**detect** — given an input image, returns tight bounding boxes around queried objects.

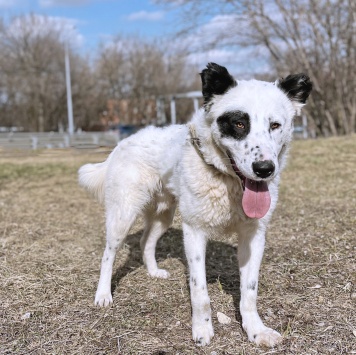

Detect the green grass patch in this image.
[0,163,75,182]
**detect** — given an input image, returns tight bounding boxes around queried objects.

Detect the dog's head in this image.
[200,63,312,218]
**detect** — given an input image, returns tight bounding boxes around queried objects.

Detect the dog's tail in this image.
[78,161,108,203]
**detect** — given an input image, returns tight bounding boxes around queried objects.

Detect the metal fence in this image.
[0,118,310,151]
[0,131,119,150]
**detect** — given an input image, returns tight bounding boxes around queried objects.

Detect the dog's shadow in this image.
[111,227,241,321]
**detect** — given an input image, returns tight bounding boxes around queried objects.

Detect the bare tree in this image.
[0,15,66,131]
[158,0,356,136]
[95,35,200,125]
[0,14,103,132]
[0,15,202,132]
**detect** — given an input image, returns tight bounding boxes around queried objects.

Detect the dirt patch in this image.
[0,138,355,354]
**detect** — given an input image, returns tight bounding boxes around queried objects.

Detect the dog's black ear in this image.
[200,63,237,104]
[277,74,312,110]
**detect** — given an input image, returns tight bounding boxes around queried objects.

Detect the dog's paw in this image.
[252,328,282,347]
[94,292,113,307]
[192,322,214,346]
[148,268,170,279]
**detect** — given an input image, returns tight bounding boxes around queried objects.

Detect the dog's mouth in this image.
[228,153,271,219]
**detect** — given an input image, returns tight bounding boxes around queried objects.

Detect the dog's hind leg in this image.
[237,222,282,347]
[94,208,136,307]
[140,198,176,278]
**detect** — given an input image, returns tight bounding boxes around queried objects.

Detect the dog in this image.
[78,63,312,347]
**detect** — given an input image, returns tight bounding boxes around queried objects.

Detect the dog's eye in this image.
[236,122,245,129]
[270,122,281,130]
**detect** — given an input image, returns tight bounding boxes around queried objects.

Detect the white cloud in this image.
[189,14,250,49]
[187,49,235,67]
[7,14,84,47]
[127,10,165,22]
[0,0,18,8]
[185,47,271,79]
[173,13,272,77]
[39,0,89,7]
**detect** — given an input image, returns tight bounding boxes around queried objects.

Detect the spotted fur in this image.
[78,63,312,347]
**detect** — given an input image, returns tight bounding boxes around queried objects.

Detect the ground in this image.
[0,136,355,355]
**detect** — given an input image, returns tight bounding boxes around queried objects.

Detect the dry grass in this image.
[0,137,355,355]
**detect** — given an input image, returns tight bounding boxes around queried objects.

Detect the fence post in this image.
[170,97,176,125]
[31,136,38,150]
[302,114,308,139]
[193,98,199,112]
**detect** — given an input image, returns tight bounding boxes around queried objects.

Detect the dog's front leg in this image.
[183,222,214,346]
[237,222,282,347]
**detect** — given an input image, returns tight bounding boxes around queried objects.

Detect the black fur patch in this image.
[247,281,256,291]
[278,73,312,103]
[200,62,237,104]
[217,111,251,140]
[191,277,197,286]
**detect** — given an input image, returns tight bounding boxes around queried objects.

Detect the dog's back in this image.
[78,124,188,205]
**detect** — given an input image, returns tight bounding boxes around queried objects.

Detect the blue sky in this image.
[0,0,178,51]
[0,0,270,75]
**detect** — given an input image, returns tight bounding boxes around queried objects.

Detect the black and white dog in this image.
[79,63,312,346]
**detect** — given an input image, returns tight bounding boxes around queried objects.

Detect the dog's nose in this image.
[252,160,275,178]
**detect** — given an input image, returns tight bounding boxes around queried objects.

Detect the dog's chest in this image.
[201,173,245,228]
[178,158,246,231]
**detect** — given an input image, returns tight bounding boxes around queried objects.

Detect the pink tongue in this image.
[242,179,271,219]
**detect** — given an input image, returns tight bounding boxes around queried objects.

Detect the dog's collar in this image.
[188,124,234,175]
[188,124,216,168]
[188,123,242,181]
[188,124,205,160]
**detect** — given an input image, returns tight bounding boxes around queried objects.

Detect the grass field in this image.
[0,136,355,354]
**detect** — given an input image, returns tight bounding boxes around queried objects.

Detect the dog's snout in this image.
[252,160,275,178]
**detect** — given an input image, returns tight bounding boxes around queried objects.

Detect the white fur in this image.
[79,76,304,347]
[78,161,108,203]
